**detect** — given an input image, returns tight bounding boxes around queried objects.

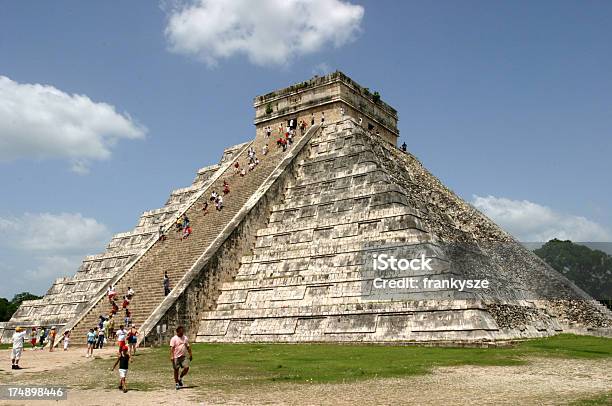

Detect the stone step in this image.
[67,132,305,341]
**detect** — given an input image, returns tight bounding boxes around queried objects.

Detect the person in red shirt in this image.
[107,285,117,302]
[127,326,138,356]
[110,301,119,315]
[182,225,192,240]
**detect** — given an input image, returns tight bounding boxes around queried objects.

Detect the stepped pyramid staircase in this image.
[1,143,245,343]
[62,124,321,344]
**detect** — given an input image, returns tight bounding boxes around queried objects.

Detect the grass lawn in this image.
[140,334,612,386]
[6,334,612,392]
[571,392,612,406]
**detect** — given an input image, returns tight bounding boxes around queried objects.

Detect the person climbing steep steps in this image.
[64,123,319,345]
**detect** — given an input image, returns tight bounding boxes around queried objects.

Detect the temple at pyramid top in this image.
[253,71,399,146]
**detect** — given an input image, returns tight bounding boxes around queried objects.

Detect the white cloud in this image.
[164,0,364,66]
[0,212,111,254]
[0,213,112,297]
[0,212,112,297]
[0,255,86,298]
[23,255,82,282]
[472,195,612,242]
[0,75,146,174]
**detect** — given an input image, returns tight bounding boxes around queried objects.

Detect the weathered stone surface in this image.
[195,118,612,343]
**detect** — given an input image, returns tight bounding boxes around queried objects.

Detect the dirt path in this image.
[0,346,119,375]
[201,358,612,406]
[0,348,200,405]
[0,348,609,405]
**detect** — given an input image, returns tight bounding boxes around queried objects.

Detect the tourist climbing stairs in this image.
[63,126,316,345]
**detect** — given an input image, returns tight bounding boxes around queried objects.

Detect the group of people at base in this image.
[10,323,191,394]
[10,325,72,369]
[86,323,138,358]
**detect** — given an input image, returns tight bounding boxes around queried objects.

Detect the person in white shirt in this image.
[63,330,71,351]
[117,325,127,347]
[11,327,27,369]
[107,285,117,302]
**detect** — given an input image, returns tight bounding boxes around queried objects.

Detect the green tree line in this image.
[0,292,41,322]
[534,239,612,310]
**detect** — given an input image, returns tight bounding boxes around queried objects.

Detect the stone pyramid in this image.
[3,71,610,345]
[195,118,611,343]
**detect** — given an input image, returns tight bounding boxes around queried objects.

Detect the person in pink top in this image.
[170,325,193,390]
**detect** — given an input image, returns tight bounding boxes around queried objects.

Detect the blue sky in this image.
[1,0,611,298]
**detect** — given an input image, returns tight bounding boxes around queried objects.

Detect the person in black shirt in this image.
[112,345,131,393]
[164,272,171,296]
